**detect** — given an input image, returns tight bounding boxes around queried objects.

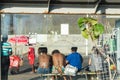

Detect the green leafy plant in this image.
[78,17,104,41]
[78,17,117,80]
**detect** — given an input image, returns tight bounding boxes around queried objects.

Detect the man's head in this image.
[92,46,96,51]
[92,46,99,54]
[52,49,60,55]
[71,47,77,52]
[38,47,47,54]
[2,35,8,42]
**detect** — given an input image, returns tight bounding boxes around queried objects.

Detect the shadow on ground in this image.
[29,75,87,80]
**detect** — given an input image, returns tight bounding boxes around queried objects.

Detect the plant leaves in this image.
[80,24,86,31]
[90,32,97,41]
[81,30,89,39]
[94,31,100,37]
[77,17,104,41]
[78,18,85,28]
[94,35,100,39]
[86,18,98,25]
[94,23,104,36]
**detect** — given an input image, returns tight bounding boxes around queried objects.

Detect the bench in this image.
[38,72,106,80]
[38,67,106,80]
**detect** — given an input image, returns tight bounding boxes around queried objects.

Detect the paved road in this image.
[8,55,39,80]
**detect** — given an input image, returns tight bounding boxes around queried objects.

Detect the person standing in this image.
[1,35,12,80]
[28,46,35,73]
[88,46,103,72]
[88,46,103,80]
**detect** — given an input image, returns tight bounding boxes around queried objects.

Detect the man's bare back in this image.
[52,53,65,67]
[38,54,50,68]
[37,47,52,74]
[52,50,65,73]
[51,50,66,80]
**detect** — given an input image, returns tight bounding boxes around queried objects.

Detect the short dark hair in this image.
[38,47,47,54]
[71,47,77,52]
[52,49,60,55]
[92,46,96,51]
[2,35,8,42]
[92,46,99,54]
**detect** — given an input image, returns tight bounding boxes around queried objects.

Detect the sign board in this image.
[61,24,69,35]
[37,34,47,43]
[29,34,37,44]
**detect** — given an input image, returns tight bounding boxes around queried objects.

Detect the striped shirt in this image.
[2,42,12,56]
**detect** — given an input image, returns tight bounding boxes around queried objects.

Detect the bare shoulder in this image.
[38,54,48,58]
[52,53,61,57]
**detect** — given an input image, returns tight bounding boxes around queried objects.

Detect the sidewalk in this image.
[8,56,120,80]
[8,56,87,80]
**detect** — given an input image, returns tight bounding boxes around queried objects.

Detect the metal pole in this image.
[85,39,88,56]
[117,28,120,74]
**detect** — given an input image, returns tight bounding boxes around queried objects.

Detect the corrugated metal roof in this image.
[1,7,48,14]
[0,0,120,14]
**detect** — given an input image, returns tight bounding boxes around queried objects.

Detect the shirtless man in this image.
[52,49,66,80]
[37,47,51,74]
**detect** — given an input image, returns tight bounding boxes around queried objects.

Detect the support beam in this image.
[94,0,101,14]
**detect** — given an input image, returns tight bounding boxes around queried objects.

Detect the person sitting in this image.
[37,47,51,74]
[65,47,83,76]
[51,49,66,80]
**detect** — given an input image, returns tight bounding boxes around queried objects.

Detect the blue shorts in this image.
[37,67,50,74]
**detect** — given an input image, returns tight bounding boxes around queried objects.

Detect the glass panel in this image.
[1,14,83,35]
[0,13,119,55]
[115,20,120,73]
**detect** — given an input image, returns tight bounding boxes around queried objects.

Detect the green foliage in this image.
[81,30,89,39]
[78,17,104,41]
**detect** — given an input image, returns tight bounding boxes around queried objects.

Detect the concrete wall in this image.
[7,34,94,57]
